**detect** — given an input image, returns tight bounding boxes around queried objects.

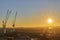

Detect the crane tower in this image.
[12,11,17,31]
[2,9,12,34]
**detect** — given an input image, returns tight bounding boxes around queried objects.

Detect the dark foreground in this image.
[0,27,60,40]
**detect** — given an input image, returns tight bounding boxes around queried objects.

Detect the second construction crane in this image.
[12,11,17,31]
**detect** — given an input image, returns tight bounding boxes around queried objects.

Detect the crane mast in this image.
[5,10,12,24]
[2,9,12,34]
[12,11,17,31]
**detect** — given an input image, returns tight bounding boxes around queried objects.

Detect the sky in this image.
[0,0,60,28]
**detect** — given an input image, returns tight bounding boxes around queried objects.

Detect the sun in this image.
[48,18,53,24]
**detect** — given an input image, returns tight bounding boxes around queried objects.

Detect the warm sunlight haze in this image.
[48,18,53,24]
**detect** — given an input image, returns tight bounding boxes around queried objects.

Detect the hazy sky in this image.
[0,0,60,28]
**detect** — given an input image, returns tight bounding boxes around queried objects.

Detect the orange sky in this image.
[0,0,60,28]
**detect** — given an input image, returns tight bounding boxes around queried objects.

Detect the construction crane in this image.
[2,9,12,34]
[12,11,17,31]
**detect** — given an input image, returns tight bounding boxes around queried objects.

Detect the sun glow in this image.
[48,18,53,24]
